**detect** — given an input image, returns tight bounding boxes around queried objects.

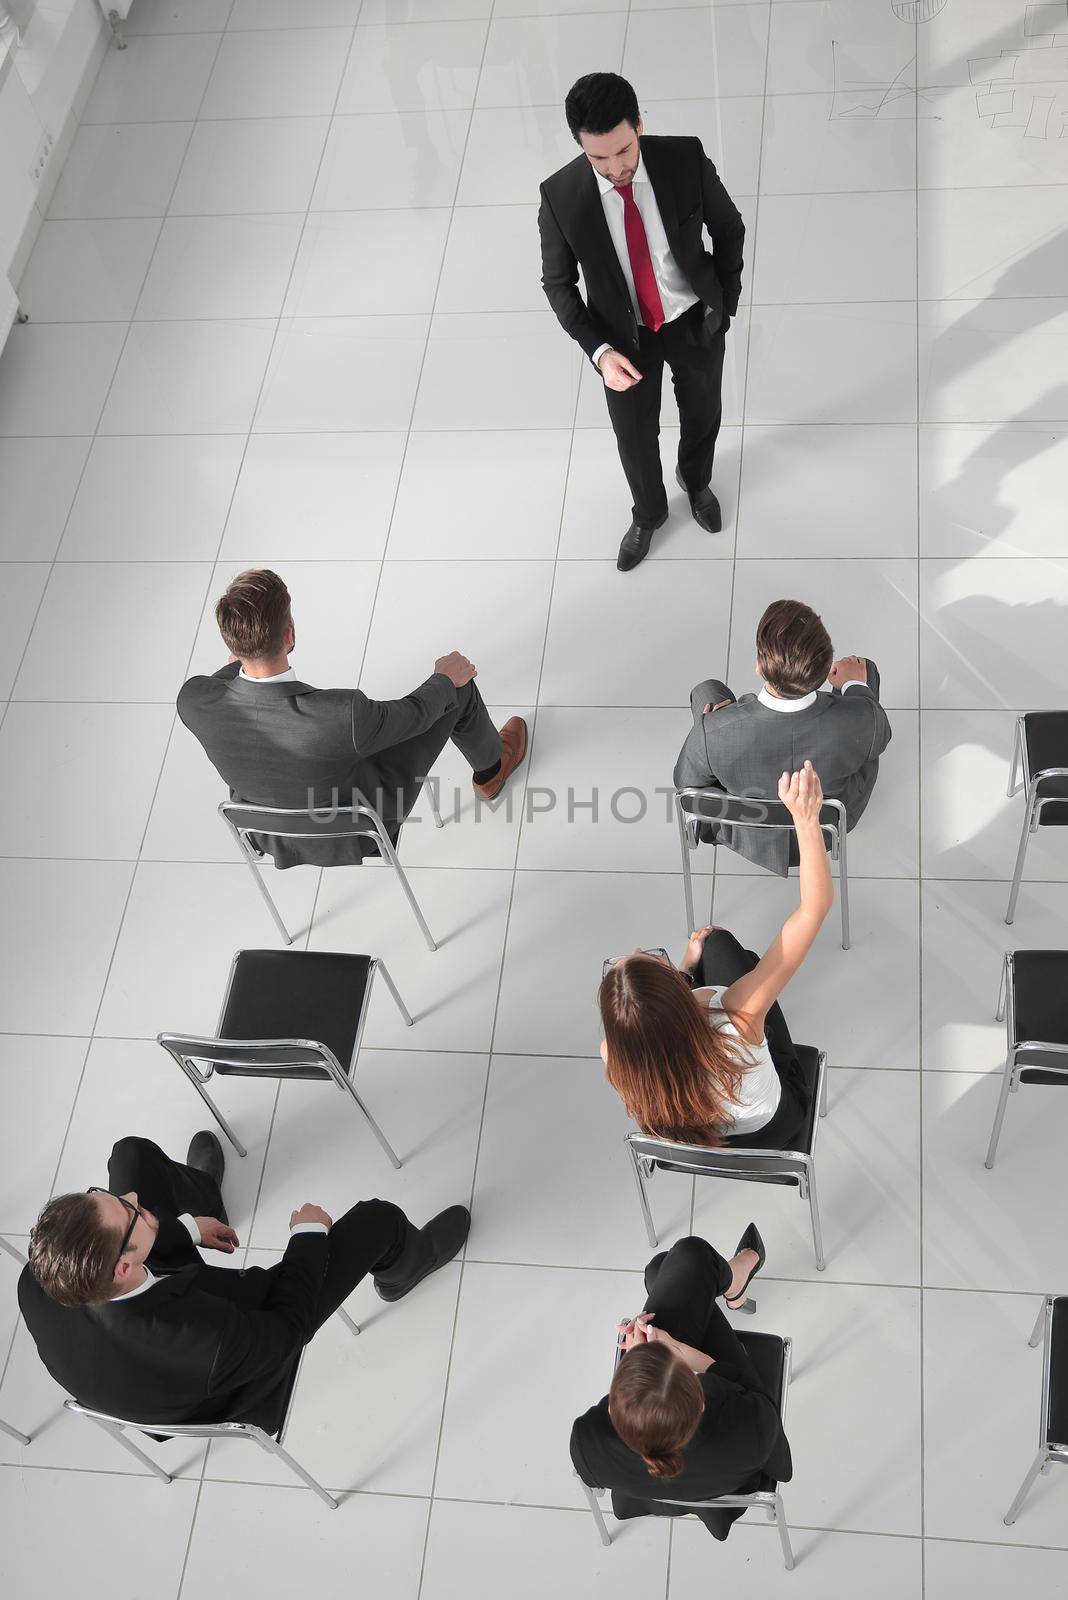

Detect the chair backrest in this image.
[157,1033,342,1083]
[626,1130,810,1180]
[220,796,388,845]
[65,1396,256,1442]
[676,788,846,854]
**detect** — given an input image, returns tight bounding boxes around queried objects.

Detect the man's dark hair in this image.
[216,568,292,662]
[755,599,834,698]
[564,73,640,143]
[29,1193,121,1308]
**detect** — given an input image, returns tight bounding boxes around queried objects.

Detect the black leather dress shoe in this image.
[186,1131,228,1225]
[617,509,668,572]
[675,465,722,533]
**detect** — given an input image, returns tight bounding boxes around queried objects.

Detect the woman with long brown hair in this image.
[599,761,834,1151]
[570,1231,792,1539]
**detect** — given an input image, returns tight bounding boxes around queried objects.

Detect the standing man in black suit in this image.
[18,1133,469,1429]
[539,73,745,571]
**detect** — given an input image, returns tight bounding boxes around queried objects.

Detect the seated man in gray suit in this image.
[673,598,892,876]
[178,568,528,868]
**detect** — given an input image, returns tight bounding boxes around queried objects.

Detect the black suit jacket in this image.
[177,662,459,868]
[538,133,745,362]
[18,1217,328,1431]
[571,1359,791,1540]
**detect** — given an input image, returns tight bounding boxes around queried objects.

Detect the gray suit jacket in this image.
[672,669,892,876]
[177,663,458,869]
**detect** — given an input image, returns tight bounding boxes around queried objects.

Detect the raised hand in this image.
[777,759,824,826]
[828,655,867,689]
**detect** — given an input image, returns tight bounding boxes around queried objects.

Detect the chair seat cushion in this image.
[1025,713,1068,825]
[1011,953,1068,1080]
[1048,1298,1068,1449]
[216,950,373,1079]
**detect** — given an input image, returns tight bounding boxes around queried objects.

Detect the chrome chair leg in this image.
[984,1053,1016,1170]
[578,1479,612,1548]
[819,1061,829,1119]
[1028,1297,1048,1349]
[256,1431,338,1510]
[1007,717,1023,798]
[336,1307,361,1337]
[995,956,1009,1023]
[424,778,445,830]
[87,1414,173,1482]
[1005,795,1034,926]
[837,830,851,950]
[377,831,437,952]
[629,1147,659,1249]
[0,1417,30,1445]
[804,1159,826,1271]
[243,854,293,945]
[340,1074,402,1171]
[376,958,413,1027]
[178,1061,248,1159]
[677,807,697,936]
[1003,1448,1048,1525]
[773,1493,795,1571]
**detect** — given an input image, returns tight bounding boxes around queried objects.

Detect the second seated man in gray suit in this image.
[178,568,528,869]
[673,599,892,877]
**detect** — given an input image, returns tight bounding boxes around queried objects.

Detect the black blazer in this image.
[571,1359,792,1540]
[538,133,745,362]
[177,662,459,868]
[18,1216,329,1431]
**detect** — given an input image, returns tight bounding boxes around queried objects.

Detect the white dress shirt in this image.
[758,681,865,712]
[239,665,296,683]
[590,151,698,371]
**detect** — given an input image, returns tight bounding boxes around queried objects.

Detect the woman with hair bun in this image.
[570,1232,792,1539]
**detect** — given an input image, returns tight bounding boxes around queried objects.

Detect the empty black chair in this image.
[159,949,414,1171]
[1003,1295,1068,1525]
[985,951,1068,1169]
[1005,713,1068,924]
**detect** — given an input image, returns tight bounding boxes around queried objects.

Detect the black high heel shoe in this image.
[724,1222,766,1314]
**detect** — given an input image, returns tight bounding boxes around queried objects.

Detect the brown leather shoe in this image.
[473,715,528,801]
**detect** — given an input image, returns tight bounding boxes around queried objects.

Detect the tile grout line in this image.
[913,11,927,1591]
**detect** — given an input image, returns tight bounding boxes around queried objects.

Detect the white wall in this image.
[0,0,107,336]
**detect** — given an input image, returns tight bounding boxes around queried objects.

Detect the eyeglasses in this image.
[87,1188,141,1269]
[602,947,670,979]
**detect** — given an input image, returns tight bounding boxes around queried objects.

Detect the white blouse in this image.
[696,985,781,1135]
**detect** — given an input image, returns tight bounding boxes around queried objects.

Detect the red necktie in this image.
[614,183,665,332]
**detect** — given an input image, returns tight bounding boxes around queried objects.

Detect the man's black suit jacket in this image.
[538,133,745,362]
[570,1359,791,1540]
[18,1211,327,1430]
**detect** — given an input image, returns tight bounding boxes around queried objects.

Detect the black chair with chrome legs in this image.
[1005,713,1068,925]
[0,1236,32,1446]
[1002,1295,1067,1527]
[624,1048,830,1271]
[159,948,412,1173]
[984,951,1068,1170]
[221,783,443,951]
[577,1328,796,1569]
[65,1306,362,1510]
[675,787,850,950]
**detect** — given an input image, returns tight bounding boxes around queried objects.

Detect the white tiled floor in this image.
[0,0,1066,1595]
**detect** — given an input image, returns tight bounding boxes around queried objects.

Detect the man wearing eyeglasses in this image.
[17,1133,469,1430]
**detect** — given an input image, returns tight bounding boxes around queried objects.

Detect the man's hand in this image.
[828,655,867,689]
[434,651,477,688]
[702,698,732,715]
[598,350,642,392]
[290,1203,332,1231]
[195,1217,239,1253]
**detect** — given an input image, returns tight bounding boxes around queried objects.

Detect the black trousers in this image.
[108,1137,413,1333]
[642,1236,765,1393]
[698,929,811,1150]
[604,304,727,528]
